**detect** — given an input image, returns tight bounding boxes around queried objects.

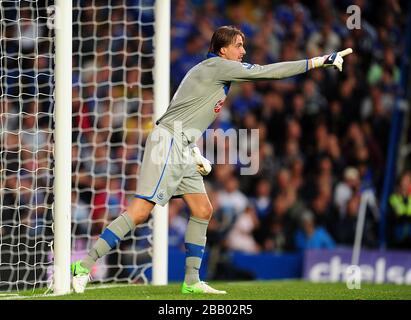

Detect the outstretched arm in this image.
[214,48,353,82]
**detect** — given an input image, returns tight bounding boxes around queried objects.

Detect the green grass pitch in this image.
[2,280,411,300]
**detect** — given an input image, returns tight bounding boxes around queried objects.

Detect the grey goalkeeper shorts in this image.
[135,125,206,206]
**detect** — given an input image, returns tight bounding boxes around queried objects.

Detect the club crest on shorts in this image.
[157,190,165,200]
[214,98,225,113]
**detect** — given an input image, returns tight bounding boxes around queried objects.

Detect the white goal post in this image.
[53,0,72,295]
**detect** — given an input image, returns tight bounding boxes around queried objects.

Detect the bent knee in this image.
[193,202,213,220]
[127,198,154,224]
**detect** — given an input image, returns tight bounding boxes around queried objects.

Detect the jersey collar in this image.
[206,52,219,59]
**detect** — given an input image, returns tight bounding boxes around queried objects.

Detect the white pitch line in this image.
[0,283,144,300]
[0,293,59,300]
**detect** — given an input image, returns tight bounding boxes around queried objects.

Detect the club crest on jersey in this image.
[214,99,225,113]
[241,62,255,69]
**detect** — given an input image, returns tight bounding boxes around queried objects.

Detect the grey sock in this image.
[81,212,135,271]
[184,216,209,285]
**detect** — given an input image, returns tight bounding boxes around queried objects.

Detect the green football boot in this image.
[181,281,227,294]
[71,261,90,293]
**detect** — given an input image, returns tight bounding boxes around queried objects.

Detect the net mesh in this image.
[0,0,156,291]
[71,0,155,284]
[0,0,55,291]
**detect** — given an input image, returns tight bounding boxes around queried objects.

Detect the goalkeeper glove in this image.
[311,48,353,72]
[190,145,212,176]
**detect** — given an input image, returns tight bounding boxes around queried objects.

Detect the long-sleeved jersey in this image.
[156,53,308,143]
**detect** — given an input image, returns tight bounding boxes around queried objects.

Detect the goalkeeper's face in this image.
[220,35,246,62]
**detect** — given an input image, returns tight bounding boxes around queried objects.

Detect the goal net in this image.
[0,0,157,292]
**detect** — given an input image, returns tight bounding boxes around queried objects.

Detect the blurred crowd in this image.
[166,0,411,264]
[1,0,411,285]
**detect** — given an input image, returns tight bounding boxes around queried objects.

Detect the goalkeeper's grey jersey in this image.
[156,54,308,143]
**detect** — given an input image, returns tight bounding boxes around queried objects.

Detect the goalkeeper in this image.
[71,25,352,294]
